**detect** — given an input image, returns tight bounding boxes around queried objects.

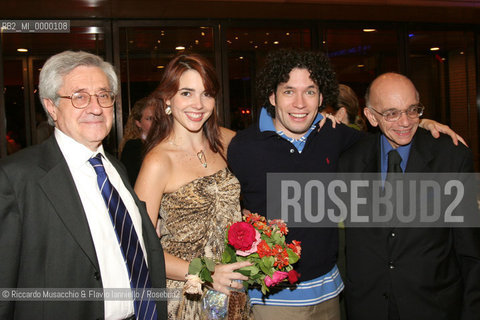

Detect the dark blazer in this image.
[120,138,144,186]
[338,128,480,320]
[0,135,167,320]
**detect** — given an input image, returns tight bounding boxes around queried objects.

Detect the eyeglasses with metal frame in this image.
[58,91,116,109]
[369,103,424,122]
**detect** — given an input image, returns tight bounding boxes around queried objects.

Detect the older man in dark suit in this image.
[0,51,167,320]
[339,72,480,320]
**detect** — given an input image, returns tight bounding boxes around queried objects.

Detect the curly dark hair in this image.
[257,49,339,118]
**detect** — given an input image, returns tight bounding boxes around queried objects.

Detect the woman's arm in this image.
[164,252,250,295]
[134,148,170,226]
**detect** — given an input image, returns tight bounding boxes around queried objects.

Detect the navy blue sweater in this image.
[228,120,362,281]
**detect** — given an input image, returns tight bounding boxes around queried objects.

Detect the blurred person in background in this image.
[332,84,366,131]
[119,97,156,185]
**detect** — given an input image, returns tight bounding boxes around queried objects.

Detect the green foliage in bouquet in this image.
[221,213,301,295]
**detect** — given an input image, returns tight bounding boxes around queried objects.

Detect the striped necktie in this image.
[89,153,157,320]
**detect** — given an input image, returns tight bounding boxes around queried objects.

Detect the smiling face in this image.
[364,73,420,149]
[44,65,113,151]
[165,69,215,134]
[269,68,323,140]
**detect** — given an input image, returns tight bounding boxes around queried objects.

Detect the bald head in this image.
[364,72,421,148]
[366,73,419,109]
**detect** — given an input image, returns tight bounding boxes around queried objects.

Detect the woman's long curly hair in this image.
[257,49,339,117]
[144,53,222,154]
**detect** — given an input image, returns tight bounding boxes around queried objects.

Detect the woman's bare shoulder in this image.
[140,142,173,177]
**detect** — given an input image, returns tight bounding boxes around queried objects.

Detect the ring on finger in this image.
[229,280,233,287]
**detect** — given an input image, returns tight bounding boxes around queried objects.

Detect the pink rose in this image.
[264,271,288,287]
[236,229,261,256]
[228,222,257,251]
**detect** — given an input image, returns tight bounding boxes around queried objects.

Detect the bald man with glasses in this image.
[338,72,480,320]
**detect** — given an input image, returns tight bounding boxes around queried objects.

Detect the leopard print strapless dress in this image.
[159,168,243,320]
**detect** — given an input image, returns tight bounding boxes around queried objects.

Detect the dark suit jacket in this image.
[120,138,144,186]
[338,128,480,320]
[0,136,167,320]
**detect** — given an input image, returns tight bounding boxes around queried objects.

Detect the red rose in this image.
[228,222,257,251]
[287,270,300,284]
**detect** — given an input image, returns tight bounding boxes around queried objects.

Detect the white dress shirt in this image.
[55,129,149,320]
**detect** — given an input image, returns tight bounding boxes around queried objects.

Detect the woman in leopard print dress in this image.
[135,54,251,319]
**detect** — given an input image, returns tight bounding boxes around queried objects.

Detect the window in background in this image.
[325,26,399,109]
[118,26,216,130]
[3,60,25,154]
[408,29,477,160]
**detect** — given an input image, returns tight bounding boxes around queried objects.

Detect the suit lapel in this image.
[361,133,382,173]
[390,130,432,230]
[405,129,433,173]
[38,137,99,270]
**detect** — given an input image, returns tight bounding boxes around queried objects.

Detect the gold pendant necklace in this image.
[196,150,207,168]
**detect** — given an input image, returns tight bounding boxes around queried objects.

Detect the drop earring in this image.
[165,106,172,115]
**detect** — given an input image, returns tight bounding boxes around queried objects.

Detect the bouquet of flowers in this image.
[188,213,301,294]
[222,212,301,294]
[188,213,301,319]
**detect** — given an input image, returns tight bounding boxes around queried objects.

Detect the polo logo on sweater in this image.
[326,157,330,165]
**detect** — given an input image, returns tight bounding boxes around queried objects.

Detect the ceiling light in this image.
[430,47,440,51]
[460,51,464,55]
[17,48,28,52]
[82,0,102,8]
[273,41,279,45]
[363,29,376,32]
[175,46,185,51]
[357,64,365,68]
[156,65,164,69]
[86,27,101,34]
[286,32,290,36]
